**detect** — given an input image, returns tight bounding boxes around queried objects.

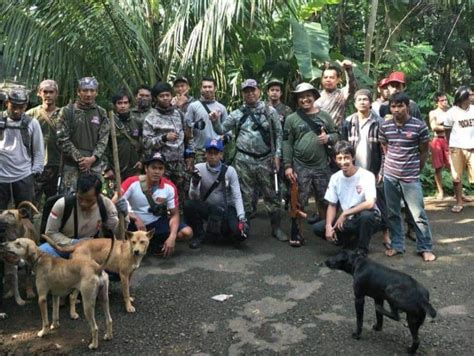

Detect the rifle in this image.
[289,181,307,243]
[266,106,279,195]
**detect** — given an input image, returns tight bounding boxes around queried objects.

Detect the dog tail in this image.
[17,201,40,215]
[421,300,437,318]
[41,234,77,253]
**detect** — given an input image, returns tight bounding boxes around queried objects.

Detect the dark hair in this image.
[111,90,131,105]
[151,82,173,98]
[322,64,342,78]
[201,76,217,86]
[388,92,410,107]
[453,85,471,107]
[334,140,355,158]
[133,84,152,96]
[77,173,102,196]
[433,91,447,102]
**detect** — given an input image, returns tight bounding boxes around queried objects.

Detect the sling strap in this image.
[202,164,228,202]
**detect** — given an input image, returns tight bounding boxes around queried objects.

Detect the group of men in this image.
[3,62,473,263]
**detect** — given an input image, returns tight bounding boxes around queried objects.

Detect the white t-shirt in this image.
[121,176,178,226]
[325,167,377,211]
[444,105,474,149]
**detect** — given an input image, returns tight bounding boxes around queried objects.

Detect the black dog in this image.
[325,250,436,354]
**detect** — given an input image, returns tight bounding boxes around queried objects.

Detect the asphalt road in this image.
[1,197,473,355]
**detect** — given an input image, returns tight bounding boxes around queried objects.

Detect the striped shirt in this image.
[378,117,429,182]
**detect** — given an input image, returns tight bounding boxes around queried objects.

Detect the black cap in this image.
[143,152,166,165]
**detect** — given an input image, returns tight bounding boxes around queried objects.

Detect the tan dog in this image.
[0,201,40,304]
[0,238,113,349]
[42,230,154,313]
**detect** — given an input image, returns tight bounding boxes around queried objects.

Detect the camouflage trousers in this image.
[166,160,190,208]
[293,161,331,211]
[34,165,59,206]
[234,153,281,217]
[59,164,103,194]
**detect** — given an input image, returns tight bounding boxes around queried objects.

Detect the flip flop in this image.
[420,251,436,262]
[382,242,392,250]
[451,205,464,213]
[385,248,403,257]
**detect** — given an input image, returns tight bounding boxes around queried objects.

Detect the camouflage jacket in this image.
[56,103,110,167]
[130,106,157,126]
[212,100,282,159]
[268,102,293,125]
[26,105,61,166]
[142,107,194,162]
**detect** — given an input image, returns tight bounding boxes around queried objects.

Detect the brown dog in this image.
[0,238,113,349]
[42,230,154,313]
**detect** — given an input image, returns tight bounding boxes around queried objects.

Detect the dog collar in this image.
[30,253,43,271]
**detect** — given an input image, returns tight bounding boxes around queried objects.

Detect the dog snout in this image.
[133,250,141,256]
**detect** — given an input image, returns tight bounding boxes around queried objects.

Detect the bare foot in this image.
[421,251,436,262]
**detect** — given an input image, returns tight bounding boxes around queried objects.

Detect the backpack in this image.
[1,113,33,157]
[40,194,111,239]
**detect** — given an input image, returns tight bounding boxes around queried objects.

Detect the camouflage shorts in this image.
[166,160,190,207]
[293,161,331,208]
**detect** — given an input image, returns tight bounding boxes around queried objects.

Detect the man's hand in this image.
[238,218,249,240]
[274,157,281,171]
[285,168,297,184]
[162,235,176,257]
[325,224,336,242]
[133,216,146,231]
[191,169,201,186]
[340,59,353,70]
[318,128,329,145]
[78,156,96,172]
[209,110,221,122]
[133,161,143,171]
[166,131,179,142]
[115,197,129,216]
[334,213,347,231]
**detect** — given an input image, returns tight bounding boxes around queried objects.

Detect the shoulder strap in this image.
[97,195,113,238]
[20,115,33,158]
[199,100,211,114]
[139,175,159,211]
[203,164,228,201]
[114,116,139,149]
[296,109,325,135]
[61,195,77,239]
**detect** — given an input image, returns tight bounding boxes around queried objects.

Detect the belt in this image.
[237,147,271,158]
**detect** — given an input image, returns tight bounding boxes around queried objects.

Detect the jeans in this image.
[39,238,83,258]
[383,176,433,253]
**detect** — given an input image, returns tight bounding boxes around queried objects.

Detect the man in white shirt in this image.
[311,140,380,255]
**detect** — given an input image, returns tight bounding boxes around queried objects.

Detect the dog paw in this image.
[88,342,98,350]
[16,298,26,306]
[50,322,60,330]
[104,333,113,341]
[37,329,47,337]
[70,312,80,320]
[0,313,8,319]
[372,324,382,331]
[26,291,37,299]
[351,332,361,340]
[126,304,136,313]
[129,296,135,302]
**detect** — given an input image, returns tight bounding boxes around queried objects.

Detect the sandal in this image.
[420,251,436,262]
[382,242,392,250]
[289,234,305,248]
[385,248,403,257]
[451,205,464,213]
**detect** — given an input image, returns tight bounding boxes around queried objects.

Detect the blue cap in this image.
[205,138,224,152]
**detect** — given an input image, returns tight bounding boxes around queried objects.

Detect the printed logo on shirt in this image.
[155,197,166,205]
[49,210,58,219]
[132,129,139,136]
[356,185,362,194]
[91,116,101,125]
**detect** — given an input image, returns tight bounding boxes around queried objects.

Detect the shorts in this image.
[430,137,449,169]
[450,148,474,183]
[293,161,331,208]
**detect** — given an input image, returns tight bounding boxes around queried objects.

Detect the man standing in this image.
[130,85,156,126]
[143,82,194,205]
[283,83,339,246]
[379,92,436,262]
[311,141,380,255]
[185,138,247,249]
[185,77,228,163]
[429,92,450,200]
[56,77,109,193]
[26,80,62,204]
[210,79,287,241]
[371,78,389,116]
[121,152,193,256]
[171,77,194,113]
[0,88,44,209]
[266,79,292,124]
[315,60,357,128]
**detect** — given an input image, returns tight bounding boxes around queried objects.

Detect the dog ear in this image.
[19,208,30,219]
[125,231,133,240]
[147,229,155,239]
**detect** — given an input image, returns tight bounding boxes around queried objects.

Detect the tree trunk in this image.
[364,0,379,75]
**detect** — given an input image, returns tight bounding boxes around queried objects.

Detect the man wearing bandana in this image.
[56,77,110,193]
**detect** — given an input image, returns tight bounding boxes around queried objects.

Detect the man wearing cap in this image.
[371,78,389,116]
[283,83,339,246]
[184,138,247,249]
[266,79,293,124]
[209,78,288,241]
[379,71,422,120]
[26,80,62,204]
[171,77,195,113]
[0,88,44,209]
[121,152,193,256]
[56,77,110,193]
[143,81,195,206]
[131,84,157,126]
[185,76,229,163]
[315,60,357,128]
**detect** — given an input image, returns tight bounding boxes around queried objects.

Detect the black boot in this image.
[270,211,288,242]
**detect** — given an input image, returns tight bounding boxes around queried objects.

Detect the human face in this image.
[201,80,216,101]
[174,82,189,96]
[390,102,409,121]
[6,102,27,120]
[136,89,152,109]
[321,69,339,91]
[39,88,58,107]
[114,96,130,114]
[205,149,223,167]
[267,86,282,102]
[387,81,404,96]
[437,95,449,110]
[355,95,371,114]
[297,91,316,112]
[77,188,98,212]
[242,87,260,106]
[78,88,97,105]
[155,92,172,108]
[469,90,474,105]
[145,161,165,183]
[379,86,389,101]
[335,152,355,176]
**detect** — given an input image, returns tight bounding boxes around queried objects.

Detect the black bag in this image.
[202,165,228,236]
